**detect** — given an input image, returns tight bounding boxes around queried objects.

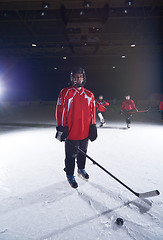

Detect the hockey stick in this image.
[128,107,151,114]
[69,143,160,198]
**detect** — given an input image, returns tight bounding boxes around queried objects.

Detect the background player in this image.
[121,95,138,128]
[95,95,109,127]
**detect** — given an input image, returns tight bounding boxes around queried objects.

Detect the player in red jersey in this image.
[159,100,163,121]
[95,95,109,127]
[121,95,138,128]
[55,67,97,188]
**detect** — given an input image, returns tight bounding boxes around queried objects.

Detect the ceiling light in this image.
[131,44,136,47]
[124,9,128,14]
[32,43,37,47]
[63,56,67,60]
[122,55,126,58]
[113,66,116,69]
[42,2,49,9]
[80,11,85,16]
[83,1,92,8]
[126,0,133,6]
[41,11,45,16]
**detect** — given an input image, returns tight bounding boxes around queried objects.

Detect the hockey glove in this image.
[89,124,97,142]
[55,125,68,142]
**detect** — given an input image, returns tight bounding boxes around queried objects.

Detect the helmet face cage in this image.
[70,67,86,87]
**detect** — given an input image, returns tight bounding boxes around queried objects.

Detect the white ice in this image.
[0,103,163,240]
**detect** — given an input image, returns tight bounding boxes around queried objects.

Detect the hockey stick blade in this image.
[138,190,160,198]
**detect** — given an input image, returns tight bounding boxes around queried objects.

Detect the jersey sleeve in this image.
[55,89,67,127]
[131,100,137,110]
[90,93,96,125]
[121,101,125,110]
[104,101,109,107]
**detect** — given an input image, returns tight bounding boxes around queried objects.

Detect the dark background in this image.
[0,0,163,101]
[1,53,162,101]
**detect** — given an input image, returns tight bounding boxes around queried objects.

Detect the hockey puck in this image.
[116,218,124,226]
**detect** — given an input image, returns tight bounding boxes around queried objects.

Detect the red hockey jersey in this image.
[56,86,96,140]
[159,101,163,111]
[95,100,109,112]
[121,99,137,111]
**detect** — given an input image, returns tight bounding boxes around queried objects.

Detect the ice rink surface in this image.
[0,103,163,240]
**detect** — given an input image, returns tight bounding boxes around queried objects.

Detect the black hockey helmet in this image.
[70,67,86,87]
[125,93,130,97]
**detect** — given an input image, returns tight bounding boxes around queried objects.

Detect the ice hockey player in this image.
[55,67,97,188]
[95,95,109,127]
[121,95,138,128]
[159,100,163,121]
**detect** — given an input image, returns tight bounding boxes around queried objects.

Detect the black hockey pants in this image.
[64,138,88,176]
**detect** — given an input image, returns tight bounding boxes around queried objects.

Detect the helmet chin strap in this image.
[74,83,83,87]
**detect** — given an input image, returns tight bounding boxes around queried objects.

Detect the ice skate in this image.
[127,123,130,128]
[99,121,106,127]
[66,175,78,188]
[78,169,89,179]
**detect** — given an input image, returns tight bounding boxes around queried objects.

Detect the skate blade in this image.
[77,173,89,182]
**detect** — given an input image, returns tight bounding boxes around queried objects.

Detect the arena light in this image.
[0,82,4,96]
[126,0,133,6]
[42,2,49,9]
[32,43,37,47]
[83,1,92,8]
